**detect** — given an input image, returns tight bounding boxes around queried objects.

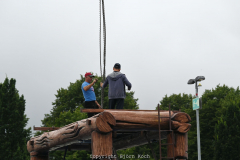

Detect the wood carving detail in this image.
[27,110,191,154]
[27,112,116,153]
[105,111,191,133]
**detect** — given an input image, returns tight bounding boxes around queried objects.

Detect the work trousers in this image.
[109,98,124,109]
[84,101,98,118]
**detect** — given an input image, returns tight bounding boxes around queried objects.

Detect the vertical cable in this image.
[102,0,106,82]
[99,0,104,108]
[99,0,102,78]
[100,0,106,108]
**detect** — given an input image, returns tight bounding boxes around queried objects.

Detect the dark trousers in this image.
[84,101,98,118]
[109,98,124,109]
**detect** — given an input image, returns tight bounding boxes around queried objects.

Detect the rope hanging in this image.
[99,0,102,78]
[99,0,106,108]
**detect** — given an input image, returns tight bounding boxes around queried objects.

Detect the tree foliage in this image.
[154,85,240,160]
[213,88,240,160]
[157,93,193,111]
[0,77,31,160]
[186,85,235,160]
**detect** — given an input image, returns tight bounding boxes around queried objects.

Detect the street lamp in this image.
[187,76,205,160]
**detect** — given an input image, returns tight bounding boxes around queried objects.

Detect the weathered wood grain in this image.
[27,112,116,153]
[27,110,191,160]
[167,132,188,160]
[81,109,180,113]
[105,111,191,133]
[171,112,191,123]
[91,131,113,159]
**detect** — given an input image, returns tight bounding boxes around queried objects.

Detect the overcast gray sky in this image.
[1,0,240,134]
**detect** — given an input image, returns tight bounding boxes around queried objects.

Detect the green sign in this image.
[192,97,200,110]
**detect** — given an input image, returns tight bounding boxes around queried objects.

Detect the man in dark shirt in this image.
[100,63,132,109]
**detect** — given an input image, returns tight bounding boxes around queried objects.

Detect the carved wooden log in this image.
[81,109,179,113]
[34,127,60,131]
[171,112,191,123]
[167,132,188,160]
[91,131,113,159]
[27,112,116,153]
[172,121,191,133]
[105,111,191,133]
[27,110,191,156]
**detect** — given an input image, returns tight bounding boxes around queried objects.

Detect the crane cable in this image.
[99,0,106,108]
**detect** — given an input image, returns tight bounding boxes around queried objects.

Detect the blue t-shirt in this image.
[81,81,96,101]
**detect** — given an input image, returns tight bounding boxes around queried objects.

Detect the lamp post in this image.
[187,76,205,160]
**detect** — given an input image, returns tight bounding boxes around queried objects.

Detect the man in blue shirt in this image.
[82,72,101,117]
[100,63,132,109]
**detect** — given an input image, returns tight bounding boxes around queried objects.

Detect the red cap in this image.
[85,72,95,78]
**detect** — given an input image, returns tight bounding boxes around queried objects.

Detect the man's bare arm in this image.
[83,79,98,91]
[95,101,101,108]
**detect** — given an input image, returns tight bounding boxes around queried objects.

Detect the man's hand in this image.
[100,82,103,87]
[83,79,98,91]
[93,79,98,84]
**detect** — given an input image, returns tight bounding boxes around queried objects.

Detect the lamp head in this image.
[187,79,195,84]
[195,76,205,82]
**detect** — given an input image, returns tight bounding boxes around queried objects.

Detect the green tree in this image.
[0,77,31,160]
[118,85,240,160]
[41,75,139,159]
[155,85,239,160]
[213,88,240,160]
[185,85,234,160]
[157,93,193,111]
